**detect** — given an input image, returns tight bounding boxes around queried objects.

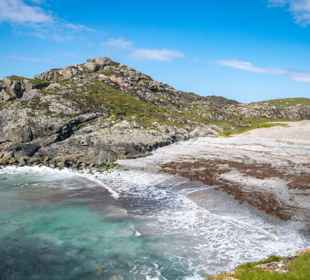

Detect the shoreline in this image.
[1,121,310,277]
[1,164,309,277]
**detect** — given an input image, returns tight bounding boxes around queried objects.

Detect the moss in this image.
[208,252,310,280]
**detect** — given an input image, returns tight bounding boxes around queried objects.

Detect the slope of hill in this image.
[0,57,310,169]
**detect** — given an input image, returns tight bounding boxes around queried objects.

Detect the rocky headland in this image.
[1,57,310,279]
[1,57,310,169]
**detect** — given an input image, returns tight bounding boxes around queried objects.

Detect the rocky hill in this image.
[0,57,310,169]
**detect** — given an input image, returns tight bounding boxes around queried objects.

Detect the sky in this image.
[0,0,310,102]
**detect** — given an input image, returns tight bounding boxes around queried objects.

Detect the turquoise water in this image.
[0,167,309,280]
[0,170,199,280]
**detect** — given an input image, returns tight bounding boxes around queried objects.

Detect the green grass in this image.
[220,121,288,137]
[260,98,310,107]
[234,253,310,280]
[30,78,50,88]
[56,81,296,133]
[6,76,303,135]
[63,81,184,127]
[6,75,29,81]
[208,253,310,280]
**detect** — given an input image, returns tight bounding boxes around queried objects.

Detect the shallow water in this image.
[0,166,309,280]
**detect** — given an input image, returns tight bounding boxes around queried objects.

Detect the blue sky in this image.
[1,0,310,102]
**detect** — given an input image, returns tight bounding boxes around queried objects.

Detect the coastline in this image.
[1,121,310,277]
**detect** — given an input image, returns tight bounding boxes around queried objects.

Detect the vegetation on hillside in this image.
[208,251,310,280]
[218,120,288,137]
[259,98,310,107]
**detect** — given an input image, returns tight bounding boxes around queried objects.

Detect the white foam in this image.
[0,166,120,199]
[79,166,309,274]
[1,122,310,274]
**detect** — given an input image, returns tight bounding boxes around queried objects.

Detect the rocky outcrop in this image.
[0,77,49,102]
[0,57,310,169]
[35,57,201,108]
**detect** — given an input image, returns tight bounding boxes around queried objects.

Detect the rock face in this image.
[0,57,310,169]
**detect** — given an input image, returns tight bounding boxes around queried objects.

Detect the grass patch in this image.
[208,252,310,280]
[30,78,50,88]
[63,81,183,127]
[259,98,310,107]
[68,83,293,132]
[234,253,310,280]
[6,75,29,81]
[11,77,303,133]
[219,120,288,137]
[96,162,119,172]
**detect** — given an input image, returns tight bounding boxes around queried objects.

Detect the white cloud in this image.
[103,37,185,62]
[290,71,310,82]
[291,0,310,25]
[0,0,52,24]
[63,23,95,32]
[103,38,134,50]
[217,59,287,75]
[218,58,310,83]
[131,48,184,61]
[0,0,94,42]
[24,21,95,42]
[268,0,310,26]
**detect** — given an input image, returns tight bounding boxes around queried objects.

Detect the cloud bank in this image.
[131,48,184,61]
[103,37,185,62]
[0,0,52,24]
[0,0,93,41]
[268,0,310,26]
[218,59,310,83]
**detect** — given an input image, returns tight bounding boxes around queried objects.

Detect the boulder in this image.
[10,143,41,157]
[21,89,40,101]
[61,66,79,79]
[0,89,15,101]
[84,62,99,72]
[92,57,115,66]
[5,125,34,143]
[189,126,219,138]
[3,78,25,99]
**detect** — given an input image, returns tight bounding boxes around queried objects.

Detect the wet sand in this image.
[120,121,310,223]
